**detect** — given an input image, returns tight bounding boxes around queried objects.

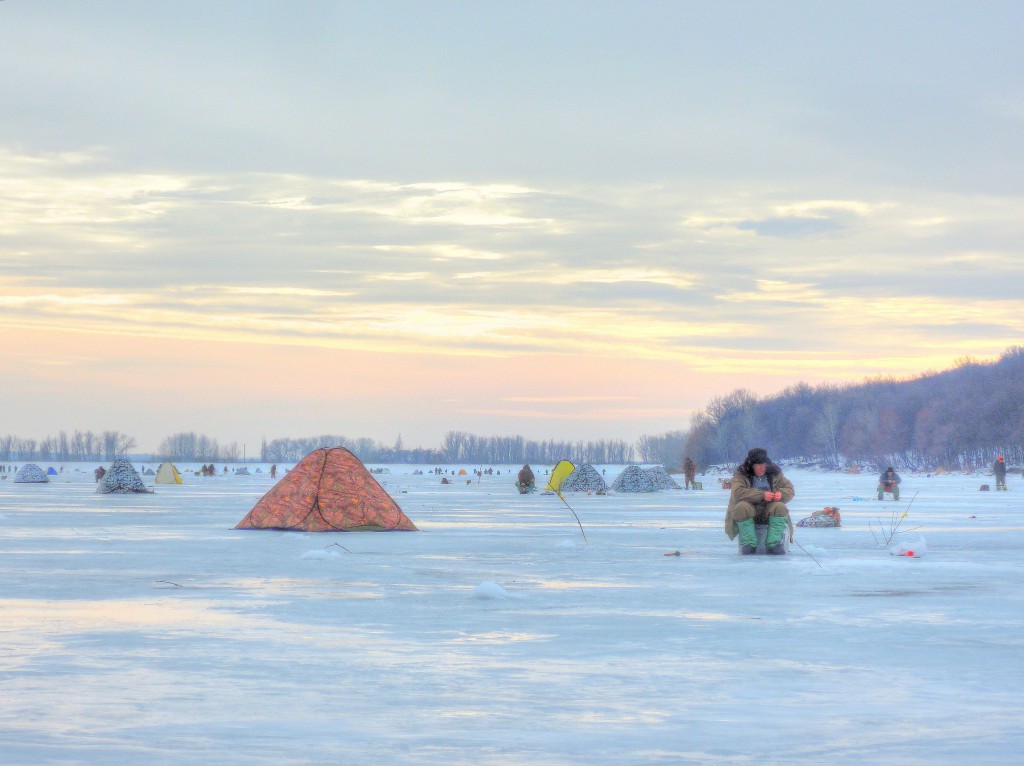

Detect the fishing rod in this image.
[791,536,822,569]
[556,490,588,544]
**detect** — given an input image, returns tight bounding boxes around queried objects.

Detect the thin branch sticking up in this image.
[870,491,920,546]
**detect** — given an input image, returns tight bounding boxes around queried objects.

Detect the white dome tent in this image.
[559,464,608,493]
[14,463,49,483]
[97,459,152,494]
[611,465,658,493]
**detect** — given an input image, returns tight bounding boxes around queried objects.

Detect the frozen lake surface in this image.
[1,463,1022,765]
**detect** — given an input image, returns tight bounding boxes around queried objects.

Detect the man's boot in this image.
[737,518,757,555]
[765,516,788,555]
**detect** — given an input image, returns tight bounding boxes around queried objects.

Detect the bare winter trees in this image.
[433,431,634,465]
[2,430,135,461]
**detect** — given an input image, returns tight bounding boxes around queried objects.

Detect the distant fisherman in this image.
[516,464,536,494]
[877,467,901,501]
[993,455,1007,491]
[683,456,698,490]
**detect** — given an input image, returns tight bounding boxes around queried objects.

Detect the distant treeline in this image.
[640,346,1024,471]
[438,432,635,465]
[157,432,243,462]
[260,435,441,464]
[0,431,244,464]
[0,430,136,462]
[0,428,633,466]
[259,432,636,465]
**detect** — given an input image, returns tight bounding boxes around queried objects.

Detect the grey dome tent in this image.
[643,466,681,490]
[14,464,49,483]
[97,459,152,494]
[560,464,608,493]
[611,465,658,493]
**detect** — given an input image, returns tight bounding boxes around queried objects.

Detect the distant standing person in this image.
[683,457,698,490]
[724,447,794,555]
[993,455,1007,491]
[270,464,277,479]
[877,467,901,501]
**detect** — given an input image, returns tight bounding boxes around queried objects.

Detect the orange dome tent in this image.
[235,447,417,532]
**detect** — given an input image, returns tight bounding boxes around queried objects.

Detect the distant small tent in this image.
[234,467,250,476]
[545,460,576,493]
[97,459,152,494]
[46,467,59,476]
[644,466,681,490]
[14,464,49,483]
[154,462,183,484]
[235,447,417,532]
[458,469,468,476]
[611,465,658,493]
[560,464,608,493]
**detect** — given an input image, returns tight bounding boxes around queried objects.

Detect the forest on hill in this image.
[637,346,1024,471]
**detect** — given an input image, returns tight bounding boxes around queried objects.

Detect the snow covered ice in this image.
[1,465,1022,765]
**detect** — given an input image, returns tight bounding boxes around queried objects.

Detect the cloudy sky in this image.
[2,1,1022,454]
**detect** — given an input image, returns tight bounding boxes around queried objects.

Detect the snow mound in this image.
[301,549,342,560]
[890,537,928,557]
[471,581,510,599]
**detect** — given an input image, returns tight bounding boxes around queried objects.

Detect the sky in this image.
[2,1,1023,454]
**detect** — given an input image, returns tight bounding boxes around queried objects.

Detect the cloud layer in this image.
[1,3,1022,449]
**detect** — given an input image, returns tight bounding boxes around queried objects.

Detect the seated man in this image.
[724,447,794,555]
[877,467,901,501]
[516,464,536,494]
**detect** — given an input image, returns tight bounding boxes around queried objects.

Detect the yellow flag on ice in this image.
[545,460,575,493]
